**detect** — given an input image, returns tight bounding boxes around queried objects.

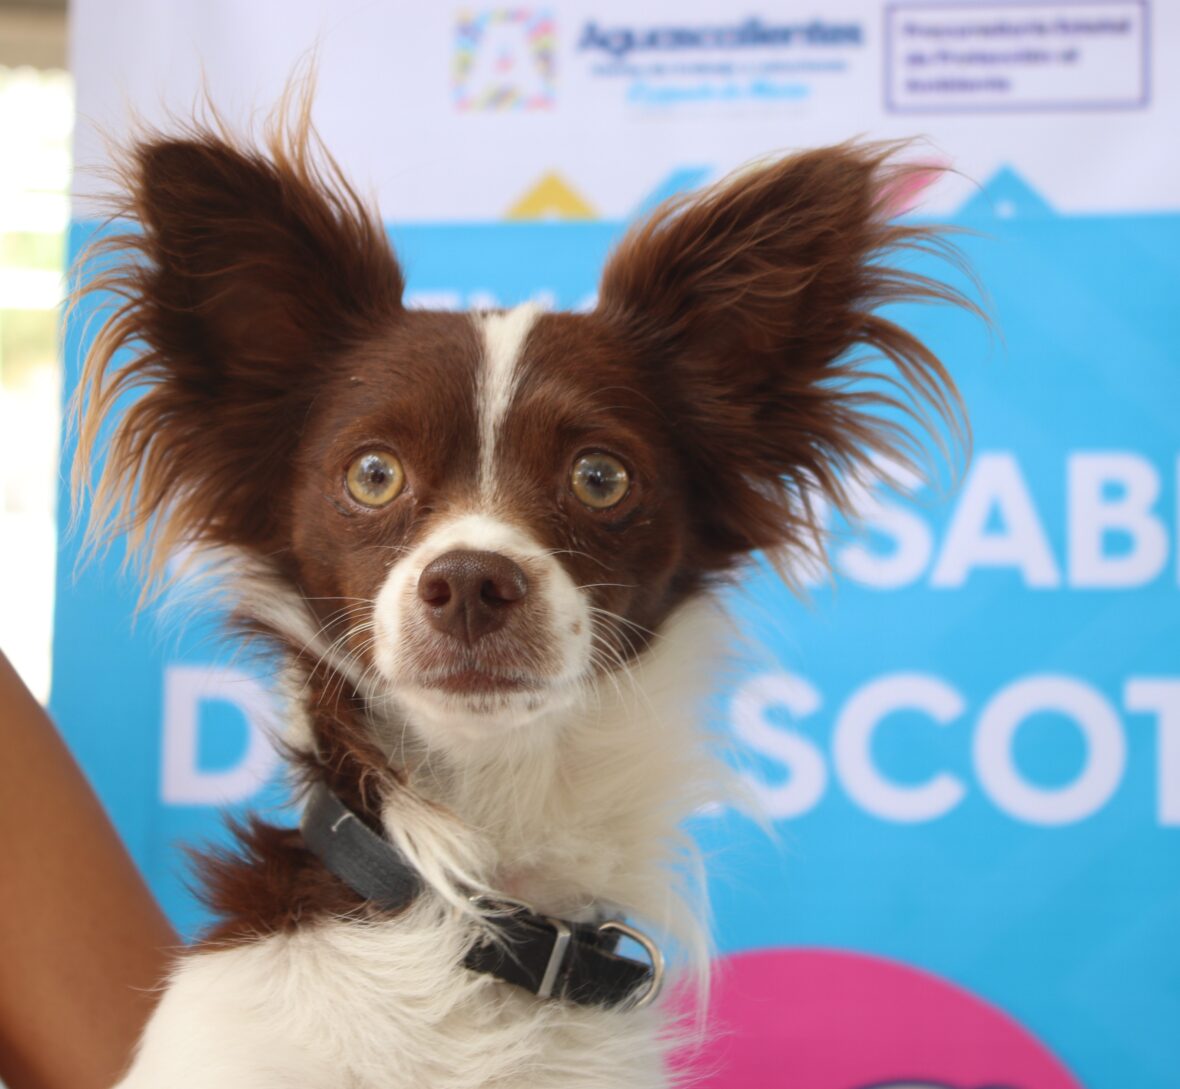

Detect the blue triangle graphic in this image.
[631,167,713,218]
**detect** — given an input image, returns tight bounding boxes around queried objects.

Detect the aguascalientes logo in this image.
[454,9,556,111]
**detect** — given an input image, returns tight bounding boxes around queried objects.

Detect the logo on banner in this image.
[575,15,864,111]
[453,9,556,111]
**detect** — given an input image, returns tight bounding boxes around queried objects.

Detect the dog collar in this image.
[300,783,664,1010]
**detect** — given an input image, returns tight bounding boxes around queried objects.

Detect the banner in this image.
[58,3,1177,1087]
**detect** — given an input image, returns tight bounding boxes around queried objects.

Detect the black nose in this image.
[417,550,529,645]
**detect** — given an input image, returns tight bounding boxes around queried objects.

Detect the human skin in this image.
[0,650,177,1089]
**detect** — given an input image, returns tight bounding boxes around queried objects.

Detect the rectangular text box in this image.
[885,1,1149,113]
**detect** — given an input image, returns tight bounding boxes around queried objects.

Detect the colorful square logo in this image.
[454,9,556,111]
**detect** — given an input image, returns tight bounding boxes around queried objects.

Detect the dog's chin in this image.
[389,675,580,759]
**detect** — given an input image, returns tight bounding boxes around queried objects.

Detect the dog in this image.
[75,101,966,1088]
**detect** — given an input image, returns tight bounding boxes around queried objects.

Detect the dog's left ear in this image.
[595,142,968,577]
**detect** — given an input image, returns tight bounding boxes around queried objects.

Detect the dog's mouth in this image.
[389,658,565,745]
[393,624,563,709]
[386,637,578,738]
[422,668,542,697]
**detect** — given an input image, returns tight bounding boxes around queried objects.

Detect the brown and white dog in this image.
[76,103,966,1088]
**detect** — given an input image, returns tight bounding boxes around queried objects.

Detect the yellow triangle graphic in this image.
[505,172,597,221]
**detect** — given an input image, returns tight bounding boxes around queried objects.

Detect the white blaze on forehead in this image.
[475,302,543,494]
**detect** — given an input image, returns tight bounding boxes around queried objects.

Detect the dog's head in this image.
[76,123,964,760]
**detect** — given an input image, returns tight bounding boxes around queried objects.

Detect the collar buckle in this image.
[536,916,573,999]
[467,894,574,1000]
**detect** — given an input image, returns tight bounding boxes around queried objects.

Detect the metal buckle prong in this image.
[536,916,573,1000]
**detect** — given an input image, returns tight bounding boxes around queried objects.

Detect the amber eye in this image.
[345,450,405,508]
[571,453,630,510]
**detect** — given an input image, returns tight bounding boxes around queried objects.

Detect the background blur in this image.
[2,3,1177,1088]
[0,0,67,703]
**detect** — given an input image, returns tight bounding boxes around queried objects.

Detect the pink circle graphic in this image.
[681,948,1083,1089]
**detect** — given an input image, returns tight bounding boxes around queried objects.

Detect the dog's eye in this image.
[345,451,405,508]
[571,453,630,510]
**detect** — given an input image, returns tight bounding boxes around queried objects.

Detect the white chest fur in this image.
[115,901,673,1089]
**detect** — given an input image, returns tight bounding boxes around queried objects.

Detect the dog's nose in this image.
[417,550,529,644]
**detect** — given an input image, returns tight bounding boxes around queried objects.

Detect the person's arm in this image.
[0,651,178,1089]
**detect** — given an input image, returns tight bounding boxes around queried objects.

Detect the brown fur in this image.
[192,649,405,943]
[74,101,405,592]
[597,142,972,581]
[193,820,370,945]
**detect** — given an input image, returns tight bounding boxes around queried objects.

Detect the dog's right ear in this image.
[76,127,404,575]
[131,134,404,373]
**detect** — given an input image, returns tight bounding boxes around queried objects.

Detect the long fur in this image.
[597,142,973,583]
[73,90,402,593]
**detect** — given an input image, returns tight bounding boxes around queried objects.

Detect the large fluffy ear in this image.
[595,142,971,580]
[74,109,404,581]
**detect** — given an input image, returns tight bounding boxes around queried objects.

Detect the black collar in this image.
[300,783,663,1010]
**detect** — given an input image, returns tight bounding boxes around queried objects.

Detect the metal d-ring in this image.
[597,919,665,1010]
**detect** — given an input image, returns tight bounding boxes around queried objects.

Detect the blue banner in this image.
[58,2,1178,1085]
[56,168,1180,1087]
